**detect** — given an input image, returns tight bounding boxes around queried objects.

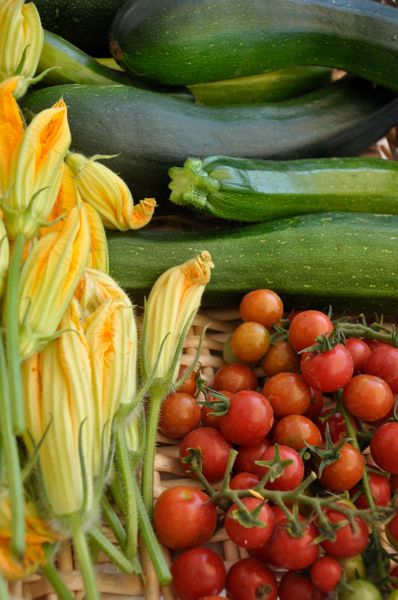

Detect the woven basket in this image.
[10,123,398,599]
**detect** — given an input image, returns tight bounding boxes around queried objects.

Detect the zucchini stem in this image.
[115,428,138,561]
[71,519,99,600]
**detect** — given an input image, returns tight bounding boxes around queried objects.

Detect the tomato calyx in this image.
[305,423,348,477]
[255,444,294,484]
[200,387,231,416]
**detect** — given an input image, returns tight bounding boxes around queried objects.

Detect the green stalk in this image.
[0,332,25,558]
[71,518,99,600]
[133,477,171,586]
[41,548,74,600]
[0,572,9,600]
[89,527,134,574]
[5,233,25,433]
[101,496,126,548]
[141,383,165,515]
[115,428,138,560]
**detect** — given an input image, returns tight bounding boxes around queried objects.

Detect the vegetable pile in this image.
[1,0,398,598]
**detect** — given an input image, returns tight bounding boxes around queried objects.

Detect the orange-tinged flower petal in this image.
[83,203,109,273]
[0,77,24,192]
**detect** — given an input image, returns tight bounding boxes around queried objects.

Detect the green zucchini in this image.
[188,67,332,105]
[107,212,398,314]
[34,0,125,56]
[20,77,398,200]
[169,156,398,222]
[38,31,139,87]
[109,0,398,89]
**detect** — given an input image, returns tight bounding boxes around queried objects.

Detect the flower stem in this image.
[41,547,74,600]
[0,332,25,558]
[5,233,25,433]
[101,495,126,548]
[115,428,138,560]
[0,572,9,600]
[142,383,165,515]
[89,527,134,574]
[71,519,99,600]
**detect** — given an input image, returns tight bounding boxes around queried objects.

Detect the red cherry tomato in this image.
[262,372,311,416]
[273,414,322,451]
[288,310,333,352]
[319,442,364,492]
[304,389,325,420]
[225,497,275,549]
[220,390,274,446]
[213,363,257,393]
[301,344,354,393]
[159,392,201,439]
[229,472,260,490]
[255,444,304,491]
[201,390,233,429]
[345,338,372,373]
[266,517,319,570]
[180,427,232,482]
[234,439,272,473]
[171,548,226,600]
[154,487,217,550]
[177,364,198,395]
[365,344,398,393]
[225,558,278,600]
[231,321,271,363]
[321,507,369,558]
[343,374,394,421]
[248,506,287,564]
[262,340,299,377]
[317,409,357,444]
[371,422,398,473]
[354,471,391,509]
[387,511,398,541]
[310,556,342,593]
[278,570,321,600]
[239,288,284,328]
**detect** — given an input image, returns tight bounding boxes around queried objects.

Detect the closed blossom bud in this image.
[65,152,156,230]
[0,77,24,195]
[18,206,90,359]
[143,251,213,382]
[22,300,96,519]
[0,0,43,95]
[4,98,71,238]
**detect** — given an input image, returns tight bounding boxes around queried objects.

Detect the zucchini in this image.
[38,31,139,87]
[34,0,125,56]
[107,212,398,314]
[20,77,398,200]
[109,0,398,89]
[189,67,332,105]
[169,156,398,222]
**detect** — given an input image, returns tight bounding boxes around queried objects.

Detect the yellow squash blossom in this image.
[22,300,95,519]
[142,251,214,382]
[0,0,43,95]
[18,206,90,359]
[0,77,24,195]
[66,152,156,230]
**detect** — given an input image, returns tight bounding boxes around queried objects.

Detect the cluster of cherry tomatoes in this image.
[153,289,398,600]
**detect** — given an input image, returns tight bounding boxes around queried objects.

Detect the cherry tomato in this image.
[343,374,393,421]
[262,372,311,416]
[278,570,321,600]
[340,579,382,600]
[225,558,278,600]
[386,511,398,545]
[180,427,232,482]
[154,487,217,550]
[176,364,198,395]
[234,439,272,474]
[354,471,391,509]
[240,289,284,328]
[219,390,274,446]
[171,548,226,600]
[255,444,304,491]
[310,556,342,593]
[321,507,369,558]
[248,506,287,564]
[262,340,299,377]
[159,392,201,439]
[266,517,319,570]
[273,415,322,451]
[301,344,354,393]
[201,390,232,429]
[198,597,224,600]
[390,564,398,588]
[304,389,325,420]
[225,497,275,549]
[213,363,257,393]
[391,473,398,494]
[345,338,372,373]
[317,409,357,444]
[319,442,363,492]
[231,321,271,363]
[371,422,398,473]
[365,344,398,393]
[288,310,333,352]
[229,472,260,490]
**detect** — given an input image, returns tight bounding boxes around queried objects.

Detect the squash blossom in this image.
[0,217,9,298]
[18,206,90,359]
[0,77,24,196]
[2,91,71,239]
[0,0,43,96]
[22,300,96,519]
[65,152,156,230]
[0,499,59,581]
[143,251,213,382]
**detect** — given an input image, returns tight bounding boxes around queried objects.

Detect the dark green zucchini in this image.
[110,0,398,89]
[21,77,398,200]
[169,156,398,221]
[34,0,125,56]
[188,67,331,105]
[107,212,398,314]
